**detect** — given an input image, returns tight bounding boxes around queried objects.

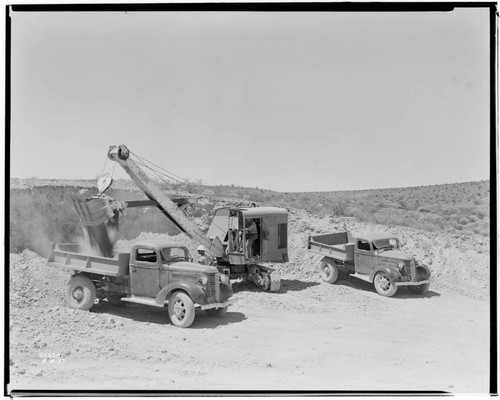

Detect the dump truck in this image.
[48,239,233,328]
[308,231,430,297]
[71,144,288,292]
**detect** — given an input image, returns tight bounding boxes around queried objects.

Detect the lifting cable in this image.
[131,156,181,187]
[107,148,236,242]
[130,151,188,183]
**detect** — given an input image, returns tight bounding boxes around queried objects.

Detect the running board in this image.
[349,273,372,283]
[121,296,163,307]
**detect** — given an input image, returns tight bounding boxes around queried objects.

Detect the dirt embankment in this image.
[8,205,491,393]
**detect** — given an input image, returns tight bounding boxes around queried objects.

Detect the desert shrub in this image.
[330,199,350,216]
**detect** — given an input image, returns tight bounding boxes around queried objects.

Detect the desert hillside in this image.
[9,178,490,255]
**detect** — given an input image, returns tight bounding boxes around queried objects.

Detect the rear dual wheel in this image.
[319,258,339,284]
[65,275,96,310]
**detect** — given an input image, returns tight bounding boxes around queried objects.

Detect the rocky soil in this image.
[8,206,492,394]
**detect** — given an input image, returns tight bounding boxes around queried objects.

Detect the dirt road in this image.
[9,268,490,393]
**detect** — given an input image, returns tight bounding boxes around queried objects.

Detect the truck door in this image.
[354,239,374,275]
[130,247,161,297]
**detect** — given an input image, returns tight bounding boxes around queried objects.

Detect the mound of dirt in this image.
[9,250,151,378]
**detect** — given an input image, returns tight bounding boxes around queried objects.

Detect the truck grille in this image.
[403,261,415,278]
[208,274,220,301]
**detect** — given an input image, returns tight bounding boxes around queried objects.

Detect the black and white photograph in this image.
[6,2,495,395]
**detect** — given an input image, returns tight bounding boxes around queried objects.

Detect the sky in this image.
[9,6,492,192]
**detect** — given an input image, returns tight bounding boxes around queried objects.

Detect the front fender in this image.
[369,266,402,283]
[416,264,431,280]
[155,282,207,306]
[220,282,233,301]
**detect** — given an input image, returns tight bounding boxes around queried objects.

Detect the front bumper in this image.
[396,279,430,287]
[198,298,235,310]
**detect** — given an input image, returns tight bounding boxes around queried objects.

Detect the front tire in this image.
[408,283,430,294]
[65,275,96,310]
[374,271,398,297]
[168,292,195,328]
[319,257,339,284]
[409,267,430,295]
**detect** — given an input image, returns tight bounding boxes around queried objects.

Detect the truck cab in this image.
[354,234,404,274]
[128,239,232,307]
[353,233,430,296]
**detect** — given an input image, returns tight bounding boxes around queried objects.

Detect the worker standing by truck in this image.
[197,245,213,265]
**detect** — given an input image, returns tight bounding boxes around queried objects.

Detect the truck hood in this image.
[168,262,218,274]
[376,249,413,262]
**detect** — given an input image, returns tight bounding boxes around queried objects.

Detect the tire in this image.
[65,275,97,310]
[408,267,430,294]
[253,270,271,291]
[408,283,430,295]
[319,258,339,284]
[168,292,195,328]
[374,271,398,297]
[205,306,228,317]
[107,294,126,307]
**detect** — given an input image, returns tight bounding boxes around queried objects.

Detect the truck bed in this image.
[47,243,130,277]
[307,232,355,262]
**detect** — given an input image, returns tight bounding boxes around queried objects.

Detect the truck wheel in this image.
[408,283,430,295]
[319,258,339,284]
[374,272,398,297]
[107,294,126,307]
[409,267,430,295]
[168,292,195,328]
[408,267,430,294]
[205,306,228,317]
[65,275,96,310]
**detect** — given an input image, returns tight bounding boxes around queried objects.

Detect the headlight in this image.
[417,260,422,266]
[398,262,405,270]
[199,275,208,285]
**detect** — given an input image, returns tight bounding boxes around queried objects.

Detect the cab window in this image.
[160,247,189,263]
[135,248,157,263]
[357,240,371,252]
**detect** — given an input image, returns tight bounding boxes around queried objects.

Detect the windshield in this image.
[372,238,399,251]
[160,247,190,263]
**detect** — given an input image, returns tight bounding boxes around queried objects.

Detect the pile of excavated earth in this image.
[9,199,490,386]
